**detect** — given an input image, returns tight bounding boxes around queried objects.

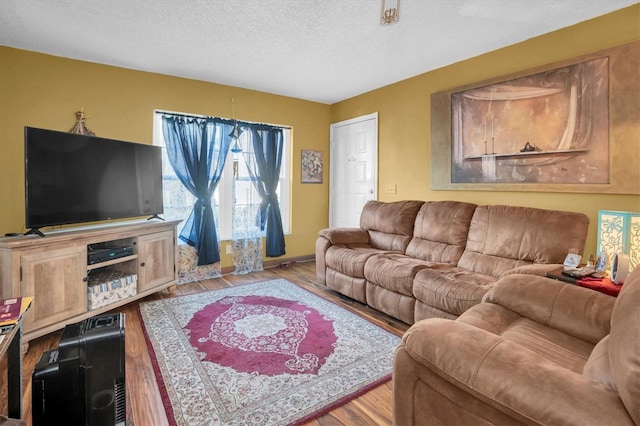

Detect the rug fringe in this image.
[290,374,393,425]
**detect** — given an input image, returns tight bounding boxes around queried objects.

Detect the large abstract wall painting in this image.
[451,58,608,185]
[430,41,639,194]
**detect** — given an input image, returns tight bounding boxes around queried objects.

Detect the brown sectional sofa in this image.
[393,265,640,425]
[315,200,590,324]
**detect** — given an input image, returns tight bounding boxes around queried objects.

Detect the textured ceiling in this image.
[0,0,637,104]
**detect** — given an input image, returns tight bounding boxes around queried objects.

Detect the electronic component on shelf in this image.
[88,246,134,265]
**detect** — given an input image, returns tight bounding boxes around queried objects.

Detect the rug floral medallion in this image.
[139,279,401,426]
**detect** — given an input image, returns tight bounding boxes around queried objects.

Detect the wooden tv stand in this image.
[0,220,179,342]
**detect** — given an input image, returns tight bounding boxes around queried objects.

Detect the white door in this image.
[329,113,378,228]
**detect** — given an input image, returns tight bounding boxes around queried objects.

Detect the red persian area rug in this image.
[138,279,401,425]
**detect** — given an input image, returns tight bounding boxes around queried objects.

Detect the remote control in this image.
[562,267,595,279]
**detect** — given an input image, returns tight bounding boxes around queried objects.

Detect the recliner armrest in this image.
[318,227,369,245]
[400,319,633,425]
[483,274,615,344]
[499,263,564,278]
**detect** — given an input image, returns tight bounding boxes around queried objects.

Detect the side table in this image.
[545,267,621,297]
[576,276,621,297]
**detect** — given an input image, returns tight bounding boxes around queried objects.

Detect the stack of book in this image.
[0,296,33,335]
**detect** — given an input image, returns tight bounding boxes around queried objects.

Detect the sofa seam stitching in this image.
[415,339,546,426]
[469,338,503,386]
[546,285,564,326]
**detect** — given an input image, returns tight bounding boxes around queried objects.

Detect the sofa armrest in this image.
[318,227,369,245]
[499,263,564,278]
[398,319,634,425]
[483,274,615,344]
[315,228,370,285]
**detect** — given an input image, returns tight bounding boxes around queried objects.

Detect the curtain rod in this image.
[154,109,291,130]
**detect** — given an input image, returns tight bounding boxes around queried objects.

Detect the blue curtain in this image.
[161,115,233,265]
[243,126,286,257]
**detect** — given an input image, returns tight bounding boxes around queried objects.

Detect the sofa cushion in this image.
[413,267,495,317]
[366,282,415,324]
[459,303,593,373]
[405,201,477,264]
[482,274,614,345]
[363,253,432,297]
[608,265,640,424]
[359,200,423,251]
[325,245,385,278]
[457,205,589,277]
[325,270,368,303]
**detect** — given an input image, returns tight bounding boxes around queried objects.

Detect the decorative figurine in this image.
[70,108,95,136]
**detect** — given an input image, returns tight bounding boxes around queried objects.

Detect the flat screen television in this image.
[25,127,163,235]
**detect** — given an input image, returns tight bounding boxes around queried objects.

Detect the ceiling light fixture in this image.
[381,0,399,25]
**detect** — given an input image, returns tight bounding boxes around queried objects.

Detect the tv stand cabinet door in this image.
[20,245,87,333]
[137,230,176,293]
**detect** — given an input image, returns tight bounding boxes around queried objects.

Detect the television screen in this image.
[25,127,163,231]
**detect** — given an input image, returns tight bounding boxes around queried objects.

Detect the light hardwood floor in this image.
[1,261,410,425]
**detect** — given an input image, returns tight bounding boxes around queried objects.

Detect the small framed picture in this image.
[595,251,608,274]
[563,252,582,269]
[301,150,323,184]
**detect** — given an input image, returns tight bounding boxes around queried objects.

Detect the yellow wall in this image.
[1,5,639,267]
[0,47,330,267]
[331,5,640,258]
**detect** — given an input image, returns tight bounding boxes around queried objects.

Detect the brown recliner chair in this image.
[393,266,640,425]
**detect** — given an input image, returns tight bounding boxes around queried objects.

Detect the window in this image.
[152,111,290,241]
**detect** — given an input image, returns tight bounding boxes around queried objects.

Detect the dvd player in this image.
[88,246,134,265]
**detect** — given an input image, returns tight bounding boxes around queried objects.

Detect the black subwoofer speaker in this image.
[32,313,126,426]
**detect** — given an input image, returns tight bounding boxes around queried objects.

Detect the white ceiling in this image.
[1,0,637,104]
